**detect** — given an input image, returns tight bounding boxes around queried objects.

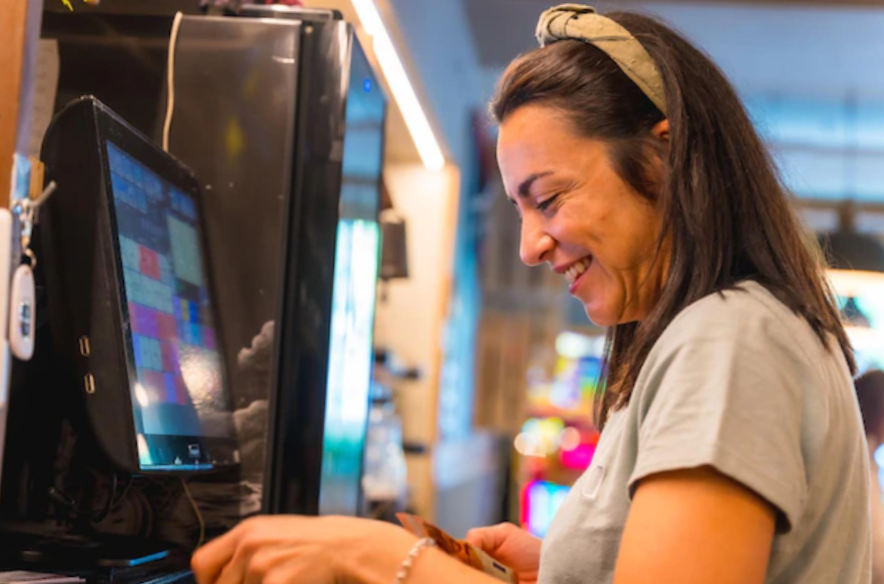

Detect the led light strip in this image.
[351,0,445,171]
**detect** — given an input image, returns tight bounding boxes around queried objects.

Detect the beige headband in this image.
[536,4,668,116]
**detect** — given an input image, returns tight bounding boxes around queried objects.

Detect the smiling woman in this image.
[190,5,871,584]
[491,22,856,421]
[484,5,869,584]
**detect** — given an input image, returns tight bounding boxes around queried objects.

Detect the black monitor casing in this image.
[39,96,236,474]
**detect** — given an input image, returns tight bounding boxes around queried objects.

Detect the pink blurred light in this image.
[560,442,596,470]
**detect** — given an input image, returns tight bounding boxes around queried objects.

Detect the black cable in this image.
[109,474,134,511]
[90,473,117,524]
[48,472,122,523]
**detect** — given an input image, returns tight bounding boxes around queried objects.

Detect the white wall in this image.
[376,163,458,519]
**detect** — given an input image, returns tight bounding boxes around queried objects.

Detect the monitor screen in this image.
[318,42,385,515]
[106,140,237,471]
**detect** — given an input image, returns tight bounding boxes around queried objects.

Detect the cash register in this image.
[0,96,238,572]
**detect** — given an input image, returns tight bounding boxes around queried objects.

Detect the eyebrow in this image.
[517,171,554,199]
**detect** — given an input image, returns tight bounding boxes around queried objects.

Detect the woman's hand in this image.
[191,515,416,584]
[466,523,541,584]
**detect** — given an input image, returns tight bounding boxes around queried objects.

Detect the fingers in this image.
[242,545,299,584]
[192,525,246,584]
[191,515,346,584]
[192,517,263,584]
[216,520,286,584]
[464,528,488,547]
[465,522,518,553]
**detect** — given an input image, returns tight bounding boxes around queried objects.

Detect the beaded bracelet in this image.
[394,537,437,584]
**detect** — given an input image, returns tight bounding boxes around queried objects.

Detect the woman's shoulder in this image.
[634,280,846,419]
[666,280,808,339]
[653,280,825,368]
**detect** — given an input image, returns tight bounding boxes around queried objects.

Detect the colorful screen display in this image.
[107,140,236,470]
[318,43,385,515]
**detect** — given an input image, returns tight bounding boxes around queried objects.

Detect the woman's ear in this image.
[652,119,670,144]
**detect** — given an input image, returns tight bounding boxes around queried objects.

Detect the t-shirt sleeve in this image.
[627,292,815,532]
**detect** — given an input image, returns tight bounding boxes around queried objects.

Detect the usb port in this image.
[78,336,90,356]
[84,374,96,394]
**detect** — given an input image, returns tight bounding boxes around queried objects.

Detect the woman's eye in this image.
[536,193,561,212]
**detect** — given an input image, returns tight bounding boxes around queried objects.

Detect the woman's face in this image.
[497,103,668,326]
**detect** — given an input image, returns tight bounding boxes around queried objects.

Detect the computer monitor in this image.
[40,96,239,474]
[165,16,384,515]
[318,41,386,516]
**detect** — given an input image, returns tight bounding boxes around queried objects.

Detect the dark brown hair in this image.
[491,12,855,426]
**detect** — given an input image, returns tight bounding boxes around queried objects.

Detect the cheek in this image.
[549,205,606,249]
[600,206,660,267]
[549,196,659,269]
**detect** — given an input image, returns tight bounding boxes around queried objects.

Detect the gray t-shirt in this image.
[539,281,871,584]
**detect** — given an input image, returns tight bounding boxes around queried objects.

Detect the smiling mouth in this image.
[564,257,592,286]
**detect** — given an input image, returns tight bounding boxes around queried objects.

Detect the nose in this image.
[519,214,555,267]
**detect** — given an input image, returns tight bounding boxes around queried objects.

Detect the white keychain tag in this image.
[10,181,56,361]
[9,263,35,361]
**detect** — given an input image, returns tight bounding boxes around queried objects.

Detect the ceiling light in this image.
[351,0,445,171]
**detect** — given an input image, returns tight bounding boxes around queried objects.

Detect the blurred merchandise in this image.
[362,374,408,522]
[819,202,884,373]
[380,208,409,282]
[515,331,605,537]
[842,293,884,374]
[520,480,571,539]
[819,202,884,297]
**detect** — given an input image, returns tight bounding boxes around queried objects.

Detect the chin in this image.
[583,302,619,328]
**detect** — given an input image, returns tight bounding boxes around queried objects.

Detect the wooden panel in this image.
[0,0,29,208]
[474,311,536,435]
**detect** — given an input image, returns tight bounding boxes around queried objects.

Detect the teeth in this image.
[563,258,591,285]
